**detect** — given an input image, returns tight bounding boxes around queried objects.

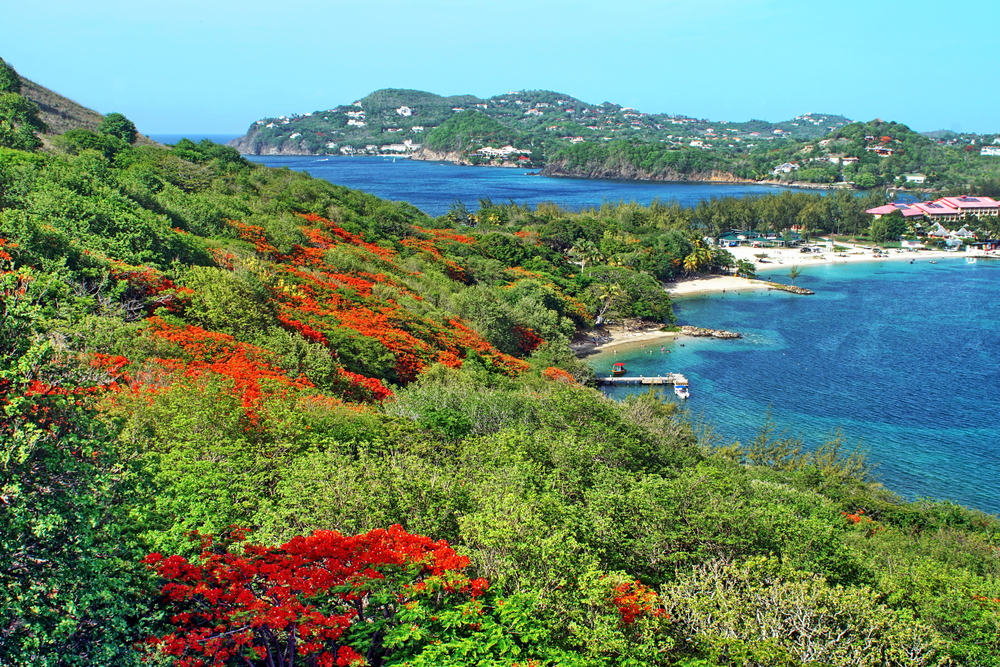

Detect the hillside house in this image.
[865,146,894,157]
[772,162,799,175]
[903,173,927,183]
[471,145,531,158]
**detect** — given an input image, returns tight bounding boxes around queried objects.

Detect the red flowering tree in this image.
[142,525,488,667]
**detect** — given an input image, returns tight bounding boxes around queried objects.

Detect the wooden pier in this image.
[596,373,688,387]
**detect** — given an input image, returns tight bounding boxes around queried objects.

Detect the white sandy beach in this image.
[573,241,966,355]
[571,326,678,356]
[669,241,962,297]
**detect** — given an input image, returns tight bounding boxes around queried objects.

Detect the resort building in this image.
[866,196,1000,223]
[865,203,925,221]
[939,196,1000,217]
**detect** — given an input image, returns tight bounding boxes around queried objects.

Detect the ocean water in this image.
[593,258,1000,515]
[246,155,811,217]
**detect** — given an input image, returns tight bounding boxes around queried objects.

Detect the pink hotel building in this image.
[867,196,1000,223]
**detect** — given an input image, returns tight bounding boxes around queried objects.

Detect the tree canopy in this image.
[97,112,138,144]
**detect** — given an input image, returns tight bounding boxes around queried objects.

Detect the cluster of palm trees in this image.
[681,239,714,274]
[570,236,723,277]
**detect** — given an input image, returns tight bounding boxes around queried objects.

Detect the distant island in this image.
[230,88,1000,191]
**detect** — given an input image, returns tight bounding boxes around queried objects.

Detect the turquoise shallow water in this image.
[594,258,1000,515]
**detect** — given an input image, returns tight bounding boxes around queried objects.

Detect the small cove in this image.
[593,258,1000,515]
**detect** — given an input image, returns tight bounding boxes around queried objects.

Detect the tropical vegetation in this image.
[2,59,1000,667]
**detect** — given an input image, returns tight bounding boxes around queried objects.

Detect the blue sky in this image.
[5,0,999,135]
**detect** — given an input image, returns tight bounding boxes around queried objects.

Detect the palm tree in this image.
[788,265,803,285]
[683,252,700,275]
[683,239,713,275]
[569,240,603,269]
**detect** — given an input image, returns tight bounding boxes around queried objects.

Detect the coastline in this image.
[669,244,964,297]
[232,149,932,193]
[577,246,965,355]
[571,325,678,357]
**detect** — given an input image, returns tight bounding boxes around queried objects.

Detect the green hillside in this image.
[230,87,848,158]
[3,59,1000,667]
[229,87,1000,190]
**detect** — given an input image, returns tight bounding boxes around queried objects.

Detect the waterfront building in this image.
[867,196,1000,224]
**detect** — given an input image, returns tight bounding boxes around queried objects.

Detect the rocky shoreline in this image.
[678,325,741,339]
[756,281,815,295]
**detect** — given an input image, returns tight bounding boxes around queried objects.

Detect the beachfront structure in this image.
[867,196,1000,223]
[716,230,797,248]
[867,203,919,219]
[903,173,927,183]
[967,239,1000,252]
[923,222,952,238]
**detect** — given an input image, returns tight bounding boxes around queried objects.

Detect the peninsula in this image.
[229,87,1000,191]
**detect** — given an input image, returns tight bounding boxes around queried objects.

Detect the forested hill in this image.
[229,86,850,160]
[230,87,1000,190]
[4,58,1000,667]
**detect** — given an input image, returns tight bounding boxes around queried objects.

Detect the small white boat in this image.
[674,384,690,399]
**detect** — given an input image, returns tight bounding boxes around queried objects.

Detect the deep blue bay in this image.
[246,155,806,217]
[596,259,1000,515]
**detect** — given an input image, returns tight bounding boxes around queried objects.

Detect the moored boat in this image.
[674,383,690,399]
[612,362,627,376]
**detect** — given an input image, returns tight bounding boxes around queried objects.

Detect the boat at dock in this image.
[612,362,627,376]
[674,383,690,399]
